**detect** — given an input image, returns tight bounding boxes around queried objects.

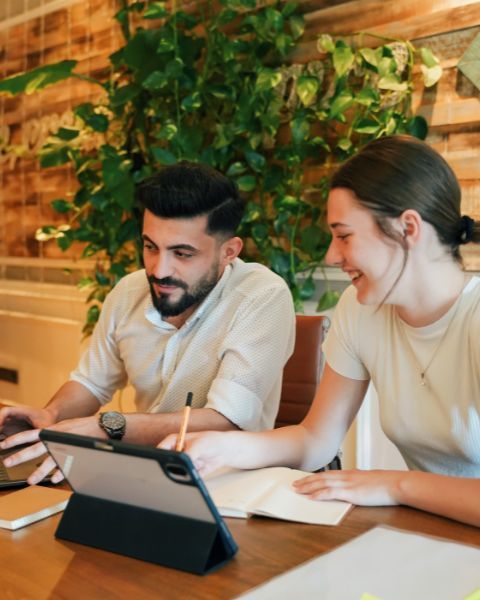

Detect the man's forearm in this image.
[123,408,238,446]
[46,381,102,422]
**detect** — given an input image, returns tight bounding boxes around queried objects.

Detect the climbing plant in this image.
[0,0,441,333]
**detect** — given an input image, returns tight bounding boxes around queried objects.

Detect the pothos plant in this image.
[0,0,441,334]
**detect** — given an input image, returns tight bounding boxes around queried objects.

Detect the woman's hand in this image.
[159,431,238,476]
[293,469,405,506]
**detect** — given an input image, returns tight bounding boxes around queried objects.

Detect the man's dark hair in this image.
[136,161,245,237]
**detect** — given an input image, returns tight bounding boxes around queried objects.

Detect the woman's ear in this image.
[399,209,422,247]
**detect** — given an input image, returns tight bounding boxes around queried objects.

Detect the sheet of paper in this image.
[205,468,278,514]
[237,526,480,600]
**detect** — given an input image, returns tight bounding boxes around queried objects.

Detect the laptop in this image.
[0,418,51,488]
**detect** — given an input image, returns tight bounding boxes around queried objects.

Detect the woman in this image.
[161,135,480,527]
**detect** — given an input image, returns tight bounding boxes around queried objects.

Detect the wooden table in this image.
[1,499,479,600]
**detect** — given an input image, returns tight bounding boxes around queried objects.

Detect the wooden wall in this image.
[1,0,480,270]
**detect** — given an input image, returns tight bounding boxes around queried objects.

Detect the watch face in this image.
[102,412,124,431]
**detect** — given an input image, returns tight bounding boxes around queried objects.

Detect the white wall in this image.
[0,279,134,412]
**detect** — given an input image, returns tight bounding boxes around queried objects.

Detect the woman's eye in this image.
[337,234,351,241]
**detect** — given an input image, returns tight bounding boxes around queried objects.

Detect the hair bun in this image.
[459,215,475,244]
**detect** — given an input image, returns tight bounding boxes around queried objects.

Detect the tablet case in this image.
[39,430,238,575]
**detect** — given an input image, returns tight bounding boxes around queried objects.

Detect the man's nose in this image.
[151,253,173,279]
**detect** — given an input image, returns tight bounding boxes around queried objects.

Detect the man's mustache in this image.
[147,275,188,290]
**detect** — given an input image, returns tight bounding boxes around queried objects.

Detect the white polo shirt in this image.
[70,259,295,431]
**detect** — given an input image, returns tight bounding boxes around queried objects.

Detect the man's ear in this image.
[219,236,243,267]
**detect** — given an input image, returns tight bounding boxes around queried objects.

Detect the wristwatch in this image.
[98,411,126,440]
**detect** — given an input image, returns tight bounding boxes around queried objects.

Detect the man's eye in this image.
[143,243,155,251]
[174,251,193,258]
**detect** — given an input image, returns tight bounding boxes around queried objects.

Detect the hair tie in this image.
[459,215,475,244]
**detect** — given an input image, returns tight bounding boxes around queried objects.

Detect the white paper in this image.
[204,467,351,525]
[237,526,480,600]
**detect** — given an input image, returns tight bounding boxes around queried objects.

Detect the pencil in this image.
[175,391,193,452]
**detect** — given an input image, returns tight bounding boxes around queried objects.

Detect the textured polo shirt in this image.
[70,259,295,431]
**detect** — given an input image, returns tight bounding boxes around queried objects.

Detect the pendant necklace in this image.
[398,296,462,387]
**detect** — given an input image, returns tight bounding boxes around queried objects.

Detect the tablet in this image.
[39,430,238,572]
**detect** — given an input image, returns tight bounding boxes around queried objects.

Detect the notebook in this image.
[0,418,51,488]
[0,485,71,530]
[204,467,352,525]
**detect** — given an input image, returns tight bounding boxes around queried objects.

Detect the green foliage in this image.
[0,1,442,332]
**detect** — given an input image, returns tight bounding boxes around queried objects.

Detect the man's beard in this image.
[147,263,220,317]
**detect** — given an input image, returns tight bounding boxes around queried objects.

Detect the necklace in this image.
[397,295,462,387]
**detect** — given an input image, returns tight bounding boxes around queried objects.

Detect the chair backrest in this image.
[275,314,330,428]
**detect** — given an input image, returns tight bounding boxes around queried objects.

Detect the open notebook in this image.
[204,467,351,526]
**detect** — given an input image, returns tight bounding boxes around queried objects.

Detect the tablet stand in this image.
[56,492,235,574]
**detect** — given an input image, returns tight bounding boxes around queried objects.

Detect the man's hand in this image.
[0,409,107,485]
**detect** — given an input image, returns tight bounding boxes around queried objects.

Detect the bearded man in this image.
[0,162,295,484]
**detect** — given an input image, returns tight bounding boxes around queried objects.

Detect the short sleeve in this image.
[323,285,370,381]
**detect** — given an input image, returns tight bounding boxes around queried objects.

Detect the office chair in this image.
[275,314,342,471]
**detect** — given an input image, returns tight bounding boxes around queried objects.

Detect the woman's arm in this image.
[293,468,480,528]
[159,365,369,475]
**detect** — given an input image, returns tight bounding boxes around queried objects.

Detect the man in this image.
[0,162,295,483]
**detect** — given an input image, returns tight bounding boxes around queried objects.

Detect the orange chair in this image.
[275,314,341,470]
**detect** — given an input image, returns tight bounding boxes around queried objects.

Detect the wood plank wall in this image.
[1,0,480,268]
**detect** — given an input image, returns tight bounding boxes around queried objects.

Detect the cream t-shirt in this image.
[324,278,480,477]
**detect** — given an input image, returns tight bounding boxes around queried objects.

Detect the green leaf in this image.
[142,70,168,91]
[75,104,109,132]
[355,87,379,107]
[236,175,257,192]
[252,223,269,241]
[296,76,318,107]
[151,147,177,165]
[227,162,247,177]
[407,115,428,140]
[377,75,408,91]
[289,15,305,40]
[51,199,74,213]
[420,64,442,88]
[353,118,379,134]
[317,34,335,54]
[329,90,353,119]
[245,150,266,172]
[181,92,202,112]
[420,47,439,69]
[316,290,340,311]
[299,276,316,300]
[337,137,352,151]
[360,48,378,68]
[39,146,71,167]
[143,2,168,19]
[55,127,79,141]
[111,83,141,107]
[0,60,77,96]
[256,69,282,93]
[333,46,354,77]
[291,115,310,145]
